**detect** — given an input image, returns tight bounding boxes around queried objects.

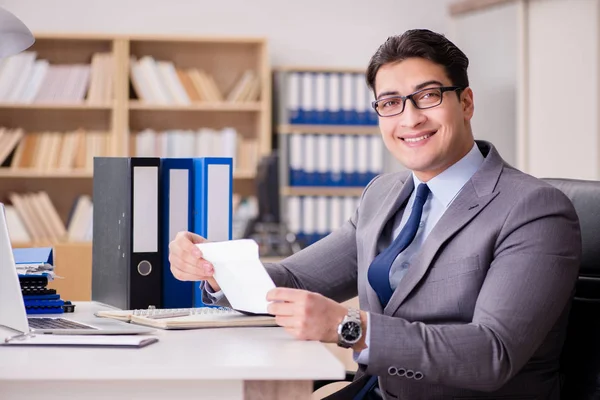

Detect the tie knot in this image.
[415,183,430,201]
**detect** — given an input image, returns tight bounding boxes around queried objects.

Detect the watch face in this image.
[341,321,361,343]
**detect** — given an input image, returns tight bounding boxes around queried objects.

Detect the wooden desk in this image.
[0,302,345,400]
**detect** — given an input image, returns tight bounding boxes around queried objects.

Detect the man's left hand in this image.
[266,287,347,342]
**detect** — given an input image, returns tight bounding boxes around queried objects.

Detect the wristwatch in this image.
[337,308,363,348]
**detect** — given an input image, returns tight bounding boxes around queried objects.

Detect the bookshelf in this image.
[0,33,272,300]
[273,67,383,248]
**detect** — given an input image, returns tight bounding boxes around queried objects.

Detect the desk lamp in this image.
[0,6,34,58]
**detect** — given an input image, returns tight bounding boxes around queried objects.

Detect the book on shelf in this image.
[6,192,93,244]
[0,127,110,172]
[226,70,261,103]
[95,306,277,330]
[0,51,114,105]
[130,56,242,104]
[130,56,260,105]
[134,127,258,174]
[0,128,24,165]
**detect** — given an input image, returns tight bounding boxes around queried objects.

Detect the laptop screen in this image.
[0,203,30,336]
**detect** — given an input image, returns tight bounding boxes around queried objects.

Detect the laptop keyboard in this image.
[28,318,97,330]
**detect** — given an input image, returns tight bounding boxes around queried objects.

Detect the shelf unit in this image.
[273,66,383,247]
[0,32,272,226]
[0,33,272,299]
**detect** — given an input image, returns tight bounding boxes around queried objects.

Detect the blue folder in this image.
[161,157,233,308]
[13,247,53,266]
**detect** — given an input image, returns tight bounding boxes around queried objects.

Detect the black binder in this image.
[92,157,162,310]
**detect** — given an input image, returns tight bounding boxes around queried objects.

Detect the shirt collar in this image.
[411,142,484,208]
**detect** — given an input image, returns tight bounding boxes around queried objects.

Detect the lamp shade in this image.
[0,7,34,58]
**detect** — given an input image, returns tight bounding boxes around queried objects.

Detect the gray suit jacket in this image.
[208,141,582,399]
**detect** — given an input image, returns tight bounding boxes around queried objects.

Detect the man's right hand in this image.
[168,231,221,292]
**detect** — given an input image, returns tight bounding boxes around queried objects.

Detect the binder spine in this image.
[192,157,233,307]
[92,157,131,310]
[129,157,163,310]
[161,158,194,308]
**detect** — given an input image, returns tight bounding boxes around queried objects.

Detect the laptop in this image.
[0,203,154,336]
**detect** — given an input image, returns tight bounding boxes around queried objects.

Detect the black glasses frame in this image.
[371,86,465,117]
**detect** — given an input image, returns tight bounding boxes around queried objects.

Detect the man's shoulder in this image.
[500,164,559,192]
[498,164,575,210]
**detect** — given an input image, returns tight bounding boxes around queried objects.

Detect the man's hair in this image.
[366,29,469,93]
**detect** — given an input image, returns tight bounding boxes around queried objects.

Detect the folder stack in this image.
[92,156,233,311]
[275,71,378,126]
[13,247,67,314]
[274,69,385,249]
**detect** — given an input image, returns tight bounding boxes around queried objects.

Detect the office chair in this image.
[543,178,600,399]
[315,178,600,399]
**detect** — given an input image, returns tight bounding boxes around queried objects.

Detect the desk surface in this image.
[0,302,345,382]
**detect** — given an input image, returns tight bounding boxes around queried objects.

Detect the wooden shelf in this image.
[282,186,364,197]
[0,107,112,132]
[129,109,259,135]
[275,66,366,74]
[0,169,93,178]
[277,124,380,135]
[129,101,262,112]
[0,103,113,110]
[11,241,91,248]
[234,170,256,179]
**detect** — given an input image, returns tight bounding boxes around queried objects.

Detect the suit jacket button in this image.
[414,371,424,380]
[405,370,415,379]
[397,368,406,377]
[388,366,398,376]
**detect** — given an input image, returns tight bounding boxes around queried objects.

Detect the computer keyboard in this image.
[28,318,96,330]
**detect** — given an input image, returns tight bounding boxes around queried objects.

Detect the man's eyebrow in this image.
[414,80,444,91]
[376,80,446,100]
[376,91,399,100]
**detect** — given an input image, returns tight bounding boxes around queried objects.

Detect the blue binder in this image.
[192,157,233,307]
[161,158,195,308]
[161,157,233,308]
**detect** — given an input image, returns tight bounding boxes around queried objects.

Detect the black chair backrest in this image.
[543,178,600,399]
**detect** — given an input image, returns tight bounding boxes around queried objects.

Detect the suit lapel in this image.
[384,140,505,315]
[364,177,414,314]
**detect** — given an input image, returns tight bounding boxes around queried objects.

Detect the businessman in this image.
[169,29,581,399]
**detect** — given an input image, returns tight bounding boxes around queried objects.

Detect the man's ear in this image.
[461,87,474,120]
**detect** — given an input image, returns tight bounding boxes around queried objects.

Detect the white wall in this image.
[449,3,519,167]
[0,0,453,68]
[527,0,599,179]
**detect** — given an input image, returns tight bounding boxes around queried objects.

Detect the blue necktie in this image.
[368,183,430,307]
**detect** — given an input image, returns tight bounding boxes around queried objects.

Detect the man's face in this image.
[374,57,475,182]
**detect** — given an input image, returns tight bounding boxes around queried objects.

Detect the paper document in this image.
[196,239,276,314]
[3,334,158,348]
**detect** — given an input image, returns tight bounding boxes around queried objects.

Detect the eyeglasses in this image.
[371,86,465,117]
